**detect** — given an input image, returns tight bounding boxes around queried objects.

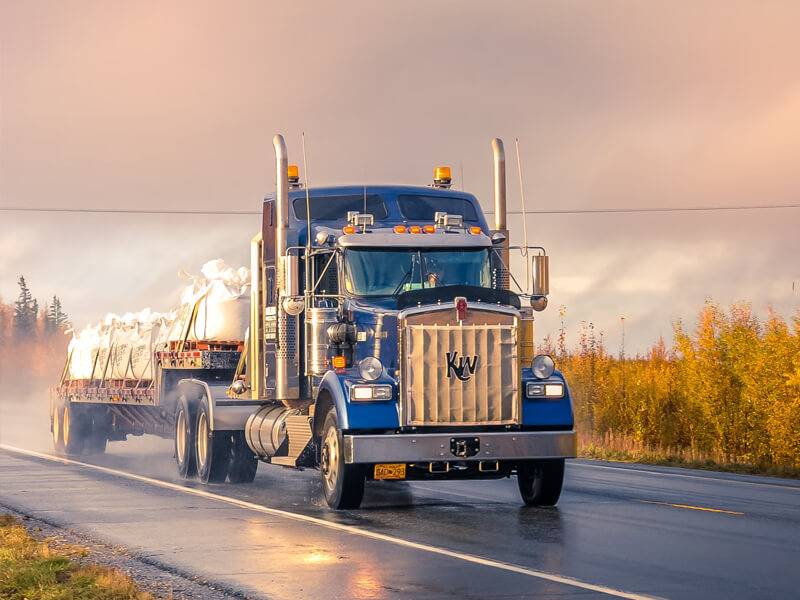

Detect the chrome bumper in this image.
[343,430,576,464]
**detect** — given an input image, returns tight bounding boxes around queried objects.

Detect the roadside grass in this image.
[578,439,800,480]
[0,514,159,600]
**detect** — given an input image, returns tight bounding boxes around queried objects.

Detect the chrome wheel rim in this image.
[197,411,208,470]
[63,406,70,446]
[53,408,61,446]
[176,409,186,464]
[321,426,339,492]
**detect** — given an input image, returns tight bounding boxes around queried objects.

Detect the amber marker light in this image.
[409,226,422,234]
[287,165,299,179]
[343,225,356,234]
[424,225,436,233]
[394,225,407,233]
[470,226,482,234]
[332,356,347,368]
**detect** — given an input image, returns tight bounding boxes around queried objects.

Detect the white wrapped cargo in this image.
[176,259,251,343]
[65,259,249,382]
[67,323,101,380]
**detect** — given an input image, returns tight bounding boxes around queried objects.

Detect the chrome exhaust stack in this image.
[272,135,300,404]
[492,138,510,289]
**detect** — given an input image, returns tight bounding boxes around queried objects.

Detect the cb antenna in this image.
[302,132,312,300]
[515,138,531,290]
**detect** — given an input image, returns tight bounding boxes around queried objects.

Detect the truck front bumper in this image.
[343,430,576,464]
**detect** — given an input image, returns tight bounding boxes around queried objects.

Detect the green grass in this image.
[579,444,800,479]
[0,514,159,600]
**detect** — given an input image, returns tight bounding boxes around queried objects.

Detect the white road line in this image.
[0,444,662,600]
[571,461,800,491]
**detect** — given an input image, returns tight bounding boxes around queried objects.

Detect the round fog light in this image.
[531,354,555,379]
[358,356,383,381]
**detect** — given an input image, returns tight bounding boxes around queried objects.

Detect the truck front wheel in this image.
[195,397,231,484]
[517,459,565,506]
[320,410,364,509]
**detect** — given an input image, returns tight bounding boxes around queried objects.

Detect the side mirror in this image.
[491,231,507,245]
[531,254,549,310]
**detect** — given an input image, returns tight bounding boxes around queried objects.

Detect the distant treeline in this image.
[543,302,800,469]
[0,276,70,385]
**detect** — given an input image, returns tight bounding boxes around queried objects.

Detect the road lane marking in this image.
[571,461,800,491]
[633,499,744,515]
[0,444,663,600]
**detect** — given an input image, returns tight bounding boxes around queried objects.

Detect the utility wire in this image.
[485,204,800,215]
[0,207,260,215]
[0,203,798,216]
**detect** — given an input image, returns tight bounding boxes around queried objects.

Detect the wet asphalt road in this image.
[1,400,799,599]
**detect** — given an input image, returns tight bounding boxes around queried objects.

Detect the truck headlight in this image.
[358,356,383,381]
[531,354,555,379]
[351,385,393,401]
[526,381,564,398]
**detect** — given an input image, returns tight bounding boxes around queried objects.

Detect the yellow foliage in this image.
[561,302,800,469]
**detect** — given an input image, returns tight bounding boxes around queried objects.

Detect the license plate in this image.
[374,463,406,480]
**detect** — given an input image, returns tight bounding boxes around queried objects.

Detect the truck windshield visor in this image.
[343,248,491,296]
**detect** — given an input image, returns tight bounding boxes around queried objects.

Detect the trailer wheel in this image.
[52,403,66,455]
[320,410,364,509]
[517,459,565,506]
[62,401,89,455]
[195,397,231,484]
[228,432,258,484]
[175,396,196,478]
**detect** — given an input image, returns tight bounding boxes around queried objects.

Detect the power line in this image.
[485,204,800,215]
[1,203,798,216]
[0,206,259,215]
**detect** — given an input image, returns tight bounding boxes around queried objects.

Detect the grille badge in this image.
[446,351,478,381]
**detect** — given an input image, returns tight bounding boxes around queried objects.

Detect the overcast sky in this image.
[1,1,799,355]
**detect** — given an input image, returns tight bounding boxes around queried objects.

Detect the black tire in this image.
[175,396,196,479]
[85,407,110,455]
[52,402,66,455]
[228,432,258,484]
[517,459,565,506]
[63,401,89,455]
[195,397,231,484]
[320,410,364,509]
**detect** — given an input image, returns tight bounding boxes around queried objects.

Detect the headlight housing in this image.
[531,354,555,379]
[351,385,393,401]
[358,356,383,381]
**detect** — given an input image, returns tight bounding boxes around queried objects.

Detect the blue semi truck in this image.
[52,135,575,509]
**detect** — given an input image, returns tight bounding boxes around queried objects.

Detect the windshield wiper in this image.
[392,267,413,296]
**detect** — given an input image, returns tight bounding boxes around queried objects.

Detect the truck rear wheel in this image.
[175,396,196,478]
[228,432,258,483]
[517,459,565,506]
[62,401,89,455]
[320,410,364,509]
[195,397,231,484]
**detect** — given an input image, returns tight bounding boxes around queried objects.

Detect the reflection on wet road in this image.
[2,399,800,599]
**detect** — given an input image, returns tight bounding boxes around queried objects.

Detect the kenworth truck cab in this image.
[226,135,575,508]
[52,134,575,509]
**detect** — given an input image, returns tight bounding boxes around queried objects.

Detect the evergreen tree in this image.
[13,276,38,340]
[44,295,69,334]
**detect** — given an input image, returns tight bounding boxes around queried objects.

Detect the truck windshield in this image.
[343,248,492,296]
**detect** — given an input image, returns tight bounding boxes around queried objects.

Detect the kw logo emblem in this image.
[446,352,478,381]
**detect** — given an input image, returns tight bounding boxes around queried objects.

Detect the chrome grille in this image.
[402,320,518,426]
